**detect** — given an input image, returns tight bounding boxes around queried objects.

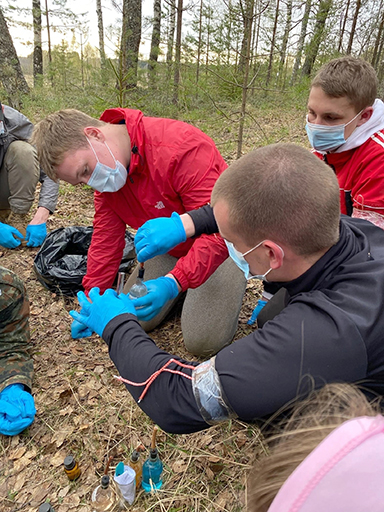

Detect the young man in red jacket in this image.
[306,56,384,228]
[31,109,246,356]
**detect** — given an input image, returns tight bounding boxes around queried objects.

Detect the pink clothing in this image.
[268,415,384,511]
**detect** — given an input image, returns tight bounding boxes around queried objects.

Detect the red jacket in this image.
[314,131,384,218]
[83,108,228,294]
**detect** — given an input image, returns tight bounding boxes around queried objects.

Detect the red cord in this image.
[114,358,195,403]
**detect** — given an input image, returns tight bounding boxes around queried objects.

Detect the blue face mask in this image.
[305,111,362,152]
[225,240,275,281]
[86,138,128,193]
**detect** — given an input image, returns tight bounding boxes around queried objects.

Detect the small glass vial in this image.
[91,475,118,512]
[142,448,163,493]
[129,267,148,300]
[39,504,55,512]
[128,450,143,490]
[63,455,81,481]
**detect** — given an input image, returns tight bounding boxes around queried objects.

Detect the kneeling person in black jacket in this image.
[70,143,384,434]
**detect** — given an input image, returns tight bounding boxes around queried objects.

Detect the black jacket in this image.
[103,213,384,433]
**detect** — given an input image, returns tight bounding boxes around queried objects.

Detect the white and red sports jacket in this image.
[313,99,384,229]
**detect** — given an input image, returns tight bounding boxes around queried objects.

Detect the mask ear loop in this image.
[86,136,117,165]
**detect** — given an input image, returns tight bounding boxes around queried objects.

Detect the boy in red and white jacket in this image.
[306,56,384,229]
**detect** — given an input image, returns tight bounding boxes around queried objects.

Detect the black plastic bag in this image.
[33,226,136,296]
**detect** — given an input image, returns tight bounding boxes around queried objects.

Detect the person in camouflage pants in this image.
[0,266,35,435]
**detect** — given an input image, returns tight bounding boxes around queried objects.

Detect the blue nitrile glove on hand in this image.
[132,276,179,322]
[247,300,267,325]
[70,287,137,338]
[135,212,187,262]
[71,319,94,339]
[26,223,47,247]
[0,383,36,436]
[0,222,23,249]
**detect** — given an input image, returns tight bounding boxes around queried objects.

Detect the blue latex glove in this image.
[71,319,94,339]
[247,300,267,325]
[70,287,137,337]
[135,212,187,262]
[0,222,23,249]
[26,223,47,247]
[0,384,36,436]
[132,276,179,322]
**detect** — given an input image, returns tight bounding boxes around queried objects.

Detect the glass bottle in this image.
[129,267,148,300]
[142,448,163,493]
[63,455,81,481]
[91,475,118,512]
[128,450,143,490]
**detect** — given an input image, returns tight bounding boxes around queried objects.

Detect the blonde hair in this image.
[247,384,379,512]
[211,143,340,256]
[30,109,105,181]
[311,57,377,112]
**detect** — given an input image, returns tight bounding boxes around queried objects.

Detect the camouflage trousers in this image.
[0,266,33,393]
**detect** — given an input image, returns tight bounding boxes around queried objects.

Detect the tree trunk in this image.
[44,0,52,63]
[205,5,211,74]
[239,0,255,74]
[166,0,176,64]
[237,0,255,158]
[172,0,183,105]
[121,0,142,89]
[266,0,280,86]
[149,0,161,72]
[346,0,362,54]
[196,0,203,84]
[226,0,232,65]
[337,0,351,52]
[96,0,106,70]
[32,0,43,85]
[290,0,311,84]
[372,10,384,69]
[0,7,29,108]
[278,0,292,85]
[301,0,332,77]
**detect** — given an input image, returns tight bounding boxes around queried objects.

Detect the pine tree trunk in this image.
[337,0,351,52]
[121,0,142,89]
[96,0,106,70]
[239,0,255,74]
[237,0,255,158]
[149,0,161,72]
[167,0,176,64]
[205,6,211,74]
[346,0,361,54]
[196,0,203,84]
[44,0,52,63]
[172,0,183,105]
[291,0,311,83]
[301,0,332,77]
[372,10,384,69]
[278,0,292,85]
[266,0,280,86]
[32,0,43,85]
[0,7,29,108]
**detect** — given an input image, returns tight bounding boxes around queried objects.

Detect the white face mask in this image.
[86,138,128,193]
[225,239,284,281]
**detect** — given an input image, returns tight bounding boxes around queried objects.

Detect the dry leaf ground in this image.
[0,104,306,512]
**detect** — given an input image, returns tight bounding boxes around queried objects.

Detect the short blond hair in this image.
[30,109,105,181]
[311,57,377,112]
[211,143,340,256]
[248,383,379,512]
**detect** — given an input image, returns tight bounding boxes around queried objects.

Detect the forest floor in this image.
[0,105,306,512]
